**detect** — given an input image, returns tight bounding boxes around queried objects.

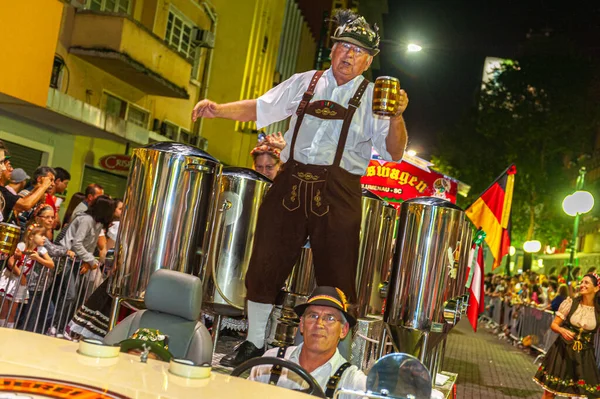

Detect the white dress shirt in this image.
[256,68,398,176]
[249,344,367,399]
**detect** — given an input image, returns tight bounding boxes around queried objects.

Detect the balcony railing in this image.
[47,88,150,145]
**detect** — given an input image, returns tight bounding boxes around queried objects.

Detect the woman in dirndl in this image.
[533,272,600,398]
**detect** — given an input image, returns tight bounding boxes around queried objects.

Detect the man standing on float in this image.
[193,10,409,366]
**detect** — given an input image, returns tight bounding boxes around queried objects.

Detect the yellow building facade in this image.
[0,0,317,212]
[201,0,318,167]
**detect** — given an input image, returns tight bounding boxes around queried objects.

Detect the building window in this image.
[127,106,150,128]
[162,121,178,140]
[87,0,131,14]
[103,93,150,128]
[105,94,127,119]
[165,9,196,60]
[180,129,191,144]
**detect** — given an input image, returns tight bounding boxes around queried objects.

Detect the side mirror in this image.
[334,353,432,399]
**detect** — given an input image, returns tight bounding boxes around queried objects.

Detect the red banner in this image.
[361,159,458,208]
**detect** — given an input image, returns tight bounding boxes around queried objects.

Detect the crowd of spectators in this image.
[481,267,596,353]
[483,268,585,314]
[0,139,122,335]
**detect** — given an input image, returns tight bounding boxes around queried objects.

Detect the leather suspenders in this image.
[325,362,352,398]
[289,70,324,160]
[268,346,288,385]
[268,345,352,398]
[290,70,369,167]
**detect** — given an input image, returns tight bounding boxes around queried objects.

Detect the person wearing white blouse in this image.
[534,273,600,398]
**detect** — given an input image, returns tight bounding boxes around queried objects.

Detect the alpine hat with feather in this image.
[330,9,380,56]
[294,286,357,327]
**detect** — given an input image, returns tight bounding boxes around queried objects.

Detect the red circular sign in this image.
[99,155,131,172]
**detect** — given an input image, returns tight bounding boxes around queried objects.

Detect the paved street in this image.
[445,319,542,399]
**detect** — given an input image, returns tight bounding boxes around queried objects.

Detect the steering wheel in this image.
[230,356,326,398]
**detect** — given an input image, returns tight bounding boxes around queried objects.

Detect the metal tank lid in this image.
[362,189,396,208]
[362,188,383,200]
[223,167,272,183]
[403,196,463,211]
[142,142,219,164]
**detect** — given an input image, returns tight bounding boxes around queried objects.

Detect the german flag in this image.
[465,165,517,269]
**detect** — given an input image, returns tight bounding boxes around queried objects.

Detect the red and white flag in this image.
[467,244,485,332]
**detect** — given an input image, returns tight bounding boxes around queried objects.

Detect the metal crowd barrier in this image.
[0,253,111,338]
[491,297,504,326]
[483,296,600,369]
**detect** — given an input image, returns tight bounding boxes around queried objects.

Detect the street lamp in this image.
[380,39,423,53]
[562,167,594,283]
[407,43,422,52]
[523,240,542,253]
[523,240,541,272]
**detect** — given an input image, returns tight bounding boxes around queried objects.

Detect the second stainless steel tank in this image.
[385,197,465,330]
[383,197,465,362]
[110,142,221,301]
[203,167,271,315]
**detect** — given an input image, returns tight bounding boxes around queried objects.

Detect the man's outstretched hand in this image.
[192,99,219,121]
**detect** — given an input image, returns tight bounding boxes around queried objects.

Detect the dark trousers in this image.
[18,289,55,333]
[245,162,362,304]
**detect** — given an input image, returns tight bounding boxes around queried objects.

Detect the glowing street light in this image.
[562,167,594,283]
[406,149,417,157]
[523,240,542,253]
[407,43,422,52]
[522,240,541,272]
[562,191,594,216]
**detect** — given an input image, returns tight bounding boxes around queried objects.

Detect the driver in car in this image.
[249,286,366,398]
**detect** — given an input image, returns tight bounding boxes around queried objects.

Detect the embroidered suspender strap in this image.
[268,346,288,386]
[325,362,352,398]
[289,70,324,162]
[332,78,370,167]
[296,71,324,116]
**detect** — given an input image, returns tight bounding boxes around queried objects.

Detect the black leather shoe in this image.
[219,341,265,368]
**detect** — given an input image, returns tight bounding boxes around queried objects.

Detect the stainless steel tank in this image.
[110,142,221,301]
[203,167,271,315]
[383,197,465,361]
[356,190,397,318]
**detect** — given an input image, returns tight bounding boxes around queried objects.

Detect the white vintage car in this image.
[0,327,444,399]
[0,328,314,399]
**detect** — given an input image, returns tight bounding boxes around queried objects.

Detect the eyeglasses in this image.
[339,42,368,56]
[304,312,342,326]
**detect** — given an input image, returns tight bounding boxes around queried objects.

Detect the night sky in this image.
[376,0,600,159]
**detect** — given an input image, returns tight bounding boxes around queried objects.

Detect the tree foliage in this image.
[434,40,599,248]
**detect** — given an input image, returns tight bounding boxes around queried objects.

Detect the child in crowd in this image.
[0,225,54,328]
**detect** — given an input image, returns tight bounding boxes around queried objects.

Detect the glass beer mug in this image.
[372,76,400,117]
